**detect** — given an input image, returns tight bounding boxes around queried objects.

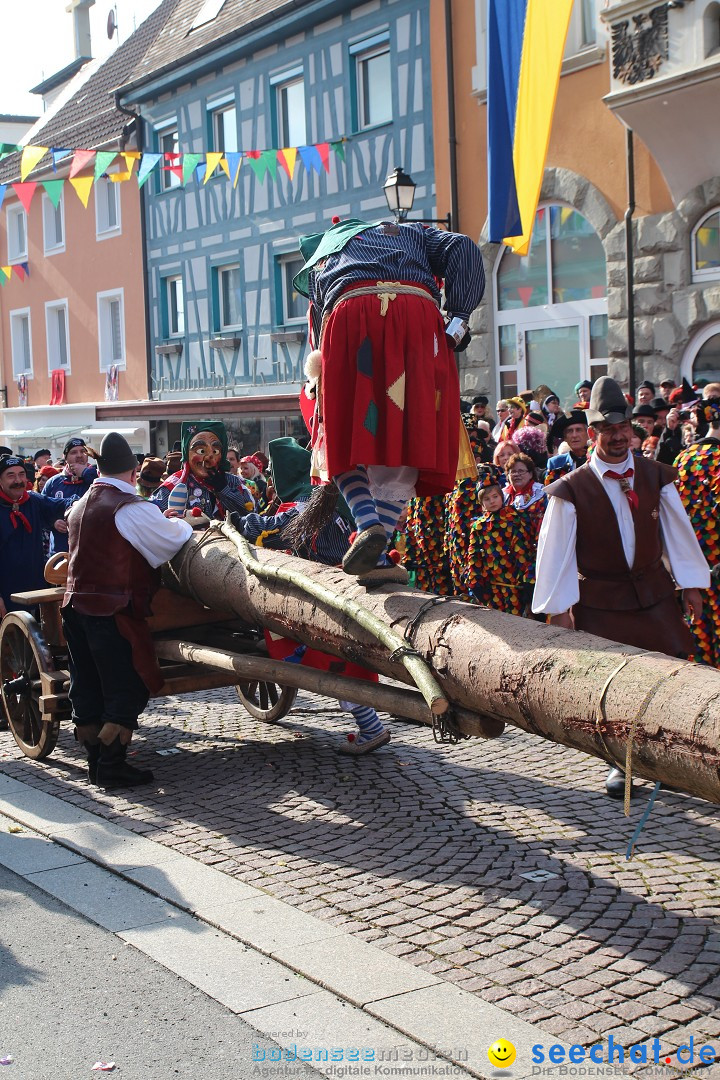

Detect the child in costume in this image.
[403,495,452,595]
[151,420,255,519]
[465,466,536,616]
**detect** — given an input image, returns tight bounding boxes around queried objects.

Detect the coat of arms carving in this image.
[611,4,669,85]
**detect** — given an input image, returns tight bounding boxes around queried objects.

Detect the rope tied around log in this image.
[211,520,450,718]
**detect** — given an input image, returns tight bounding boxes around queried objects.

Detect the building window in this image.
[704,1,720,57]
[214,264,243,330]
[157,124,181,191]
[165,276,185,337]
[276,253,306,324]
[692,208,720,282]
[96,177,121,237]
[191,0,227,30]
[7,204,27,263]
[45,300,71,373]
[494,204,607,409]
[272,69,307,146]
[97,290,126,370]
[351,33,392,130]
[42,192,65,255]
[210,101,238,154]
[10,308,33,378]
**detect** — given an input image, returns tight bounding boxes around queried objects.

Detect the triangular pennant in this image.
[262,149,277,181]
[0,268,7,285]
[204,152,223,182]
[317,142,330,172]
[298,145,323,174]
[246,151,268,183]
[278,147,297,179]
[194,162,206,184]
[182,153,202,185]
[218,157,230,180]
[20,145,48,181]
[13,264,27,282]
[41,179,64,209]
[21,261,29,278]
[0,143,21,160]
[51,148,72,170]
[0,184,5,213]
[1,266,12,279]
[330,140,346,162]
[11,182,37,213]
[93,151,117,182]
[225,152,242,188]
[109,170,132,183]
[69,149,96,178]
[137,153,162,187]
[69,175,94,207]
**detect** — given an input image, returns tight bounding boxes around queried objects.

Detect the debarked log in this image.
[166,531,720,804]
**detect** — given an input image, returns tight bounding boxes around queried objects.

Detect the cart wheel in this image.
[235,681,297,722]
[0,612,60,759]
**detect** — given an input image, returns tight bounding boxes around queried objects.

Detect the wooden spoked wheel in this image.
[235,680,297,722]
[0,612,59,759]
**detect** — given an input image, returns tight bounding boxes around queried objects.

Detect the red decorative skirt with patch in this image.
[318,282,460,497]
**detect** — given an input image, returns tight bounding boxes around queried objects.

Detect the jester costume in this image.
[675,428,720,667]
[445,478,482,598]
[466,504,536,615]
[404,495,452,595]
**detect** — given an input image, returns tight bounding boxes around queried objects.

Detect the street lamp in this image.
[382,166,452,230]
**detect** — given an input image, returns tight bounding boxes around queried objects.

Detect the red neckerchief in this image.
[62,465,85,485]
[506,479,534,501]
[0,487,32,531]
[161,464,226,517]
[604,467,639,511]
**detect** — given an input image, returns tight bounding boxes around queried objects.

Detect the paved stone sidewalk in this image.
[1,687,719,1070]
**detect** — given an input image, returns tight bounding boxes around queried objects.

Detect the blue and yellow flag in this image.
[487,0,574,255]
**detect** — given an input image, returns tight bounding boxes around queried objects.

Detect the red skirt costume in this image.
[319,282,460,498]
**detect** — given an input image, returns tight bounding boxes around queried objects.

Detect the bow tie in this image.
[604,468,639,511]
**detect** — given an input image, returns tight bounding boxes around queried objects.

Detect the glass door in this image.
[520,320,582,411]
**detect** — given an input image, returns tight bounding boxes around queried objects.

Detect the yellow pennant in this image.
[20,145,48,181]
[1,266,12,279]
[280,147,297,179]
[109,171,132,183]
[204,152,223,183]
[219,157,230,180]
[69,175,94,208]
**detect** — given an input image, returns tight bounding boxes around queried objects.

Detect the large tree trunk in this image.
[167,531,720,804]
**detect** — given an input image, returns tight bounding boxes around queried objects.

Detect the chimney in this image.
[65,0,96,58]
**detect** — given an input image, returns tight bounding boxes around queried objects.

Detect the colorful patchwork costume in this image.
[466,504,536,616]
[675,431,720,667]
[404,495,452,595]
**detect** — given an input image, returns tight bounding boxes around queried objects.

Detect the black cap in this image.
[649,397,669,411]
[637,379,656,394]
[0,446,13,458]
[96,432,138,475]
[547,410,588,453]
[471,395,489,407]
[63,437,87,457]
[632,403,657,419]
[0,455,25,476]
[33,448,52,461]
[586,376,632,426]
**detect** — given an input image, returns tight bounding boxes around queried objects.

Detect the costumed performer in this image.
[465,465,536,616]
[151,421,255,519]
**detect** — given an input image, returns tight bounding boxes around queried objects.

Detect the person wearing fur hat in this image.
[151,421,255,520]
[465,466,536,615]
[0,456,72,618]
[573,379,593,408]
[62,432,193,789]
[295,215,485,582]
[674,400,720,668]
[136,456,166,498]
[544,411,589,483]
[42,438,98,553]
[533,376,710,799]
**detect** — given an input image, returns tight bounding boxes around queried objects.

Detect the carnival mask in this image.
[188,431,223,479]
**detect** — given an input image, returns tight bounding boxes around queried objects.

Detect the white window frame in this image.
[166,275,185,338]
[208,93,238,156]
[9,307,33,378]
[155,119,181,192]
[691,207,720,283]
[271,67,307,147]
[7,203,28,264]
[681,320,720,383]
[191,0,227,30]
[350,32,392,131]
[45,299,71,375]
[42,192,65,256]
[97,288,126,371]
[217,264,243,330]
[278,252,306,325]
[95,177,122,239]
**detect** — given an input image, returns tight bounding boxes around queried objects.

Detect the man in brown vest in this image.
[533,377,709,799]
[62,433,193,789]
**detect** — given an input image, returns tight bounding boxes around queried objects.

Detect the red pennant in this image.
[13,264,26,281]
[11,182,37,213]
[69,149,96,178]
[317,142,330,172]
[517,287,534,307]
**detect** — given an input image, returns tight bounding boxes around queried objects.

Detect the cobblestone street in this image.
[2,687,719,1068]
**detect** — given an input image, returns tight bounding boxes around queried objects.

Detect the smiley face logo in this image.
[488,1040,516,1069]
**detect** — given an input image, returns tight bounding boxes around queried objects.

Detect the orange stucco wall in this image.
[430,0,674,244]
[0,176,147,410]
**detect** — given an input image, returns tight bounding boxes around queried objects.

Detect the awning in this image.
[0,426,83,441]
[80,425,142,437]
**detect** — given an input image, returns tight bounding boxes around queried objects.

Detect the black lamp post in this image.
[383,167,452,230]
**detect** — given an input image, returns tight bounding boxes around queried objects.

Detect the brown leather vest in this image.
[63,484,160,617]
[546,456,677,611]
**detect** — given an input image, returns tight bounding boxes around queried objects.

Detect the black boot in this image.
[606,766,637,801]
[96,736,154,790]
[74,726,101,783]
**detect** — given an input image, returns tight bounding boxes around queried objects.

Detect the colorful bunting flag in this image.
[94,151,118,181]
[51,148,73,170]
[298,145,323,175]
[317,142,330,172]
[331,140,345,162]
[278,147,297,179]
[0,268,7,285]
[1,266,11,279]
[182,153,203,185]
[69,175,94,208]
[69,149,96,178]
[204,152,223,183]
[13,263,28,282]
[137,153,162,187]
[0,184,5,213]
[225,152,242,188]
[0,143,21,160]
[21,145,48,181]
[41,179,64,209]
[11,182,37,213]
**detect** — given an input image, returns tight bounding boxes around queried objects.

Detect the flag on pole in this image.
[487,0,574,255]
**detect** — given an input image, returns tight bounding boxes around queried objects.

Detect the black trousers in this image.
[62,606,149,733]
